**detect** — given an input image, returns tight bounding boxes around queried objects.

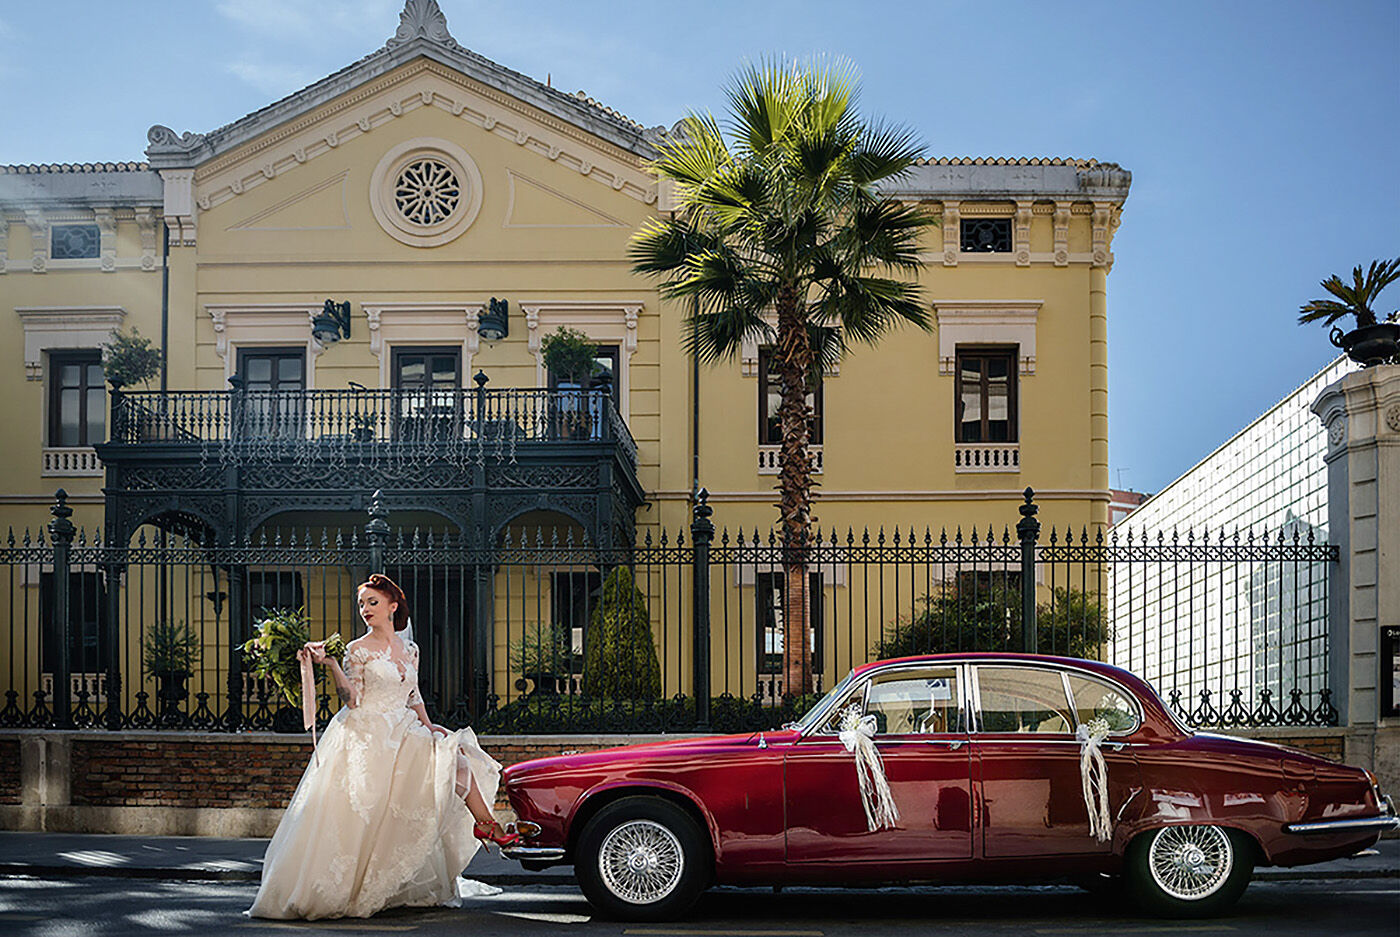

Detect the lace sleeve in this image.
[405,641,423,708]
[342,646,364,708]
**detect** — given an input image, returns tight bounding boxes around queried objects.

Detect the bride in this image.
[248,573,518,920]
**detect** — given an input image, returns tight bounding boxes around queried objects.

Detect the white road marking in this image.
[54,850,131,867]
[494,910,593,923]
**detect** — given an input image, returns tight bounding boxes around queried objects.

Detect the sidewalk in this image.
[0,831,1394,885]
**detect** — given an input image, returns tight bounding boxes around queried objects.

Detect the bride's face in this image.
[357,586,397,630]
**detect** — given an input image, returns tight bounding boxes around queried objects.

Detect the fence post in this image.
[366,489,389,574]
[48,489,75,729]
[1016,487,1040,654]
[691,488,714,730]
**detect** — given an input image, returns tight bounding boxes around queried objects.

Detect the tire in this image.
[575,796,711,922]
[1125,825,1254,918]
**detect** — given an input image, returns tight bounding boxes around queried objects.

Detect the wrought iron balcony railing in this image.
[107,386,638,468]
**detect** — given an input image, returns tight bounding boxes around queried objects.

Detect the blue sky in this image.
[1,0,1396,495]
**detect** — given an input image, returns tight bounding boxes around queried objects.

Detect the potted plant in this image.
[1298,258,1400,367]
[539,326,599,439]
[100,326,162,390]
[143,618,201,722]
[510,624,571,696]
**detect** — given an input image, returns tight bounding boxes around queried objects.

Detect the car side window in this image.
[863,668,963,736]
[976,666,1074,734]
[1066,673,1139,734]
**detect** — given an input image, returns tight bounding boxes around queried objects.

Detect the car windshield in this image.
[791,670,857,732]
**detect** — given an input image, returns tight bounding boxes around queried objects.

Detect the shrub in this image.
[582,566,660,700]
[874,583,1110,660]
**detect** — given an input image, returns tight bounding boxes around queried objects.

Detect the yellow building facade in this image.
[0,2,1130,722]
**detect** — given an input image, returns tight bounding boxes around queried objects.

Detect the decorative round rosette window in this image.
[370,138,483,247]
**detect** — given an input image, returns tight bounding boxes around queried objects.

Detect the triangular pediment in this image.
[146,1,663,178]
[505,171,626,228]
[226,171,349,230]
[186,59,658,219]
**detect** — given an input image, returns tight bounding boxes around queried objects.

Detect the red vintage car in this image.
[500,653,1397,920]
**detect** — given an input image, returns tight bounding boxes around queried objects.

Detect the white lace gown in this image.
[248,639,501,920]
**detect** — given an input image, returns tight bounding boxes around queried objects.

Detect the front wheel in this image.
[575,796,711,921]
[1126,824,1254,918]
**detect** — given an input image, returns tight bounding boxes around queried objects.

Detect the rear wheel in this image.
[575,796,711,921]
[1126,824,1254,918]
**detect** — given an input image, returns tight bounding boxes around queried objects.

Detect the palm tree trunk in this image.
[774,286,815,697]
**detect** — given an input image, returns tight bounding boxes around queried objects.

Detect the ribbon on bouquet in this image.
[1075,717,1113,842]
[299,649,319,765]
[837,706,900,832]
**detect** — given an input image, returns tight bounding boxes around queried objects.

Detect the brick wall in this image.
[1266,733,1345,762]
[1230,728,1346,763]
[0,739,19,805]
[70,738,311,809]
[3,732,652,812]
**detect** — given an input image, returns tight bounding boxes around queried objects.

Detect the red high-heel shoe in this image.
[473,820,521,850]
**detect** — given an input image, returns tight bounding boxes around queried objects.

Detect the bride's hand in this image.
[303,641,328,664]
[430,723,450,739]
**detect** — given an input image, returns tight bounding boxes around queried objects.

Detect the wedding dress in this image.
[248,638,501,920]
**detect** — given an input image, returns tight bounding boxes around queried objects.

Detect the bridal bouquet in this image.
[240,608,346,708]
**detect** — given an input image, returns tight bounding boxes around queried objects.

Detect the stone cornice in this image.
[882,162,1130,204]
[0,168,162,210]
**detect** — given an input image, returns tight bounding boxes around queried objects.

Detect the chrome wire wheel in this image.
[597,819,685,905]
[1147,825,1233,901]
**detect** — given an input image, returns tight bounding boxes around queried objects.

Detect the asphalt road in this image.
[0,876,1395,937]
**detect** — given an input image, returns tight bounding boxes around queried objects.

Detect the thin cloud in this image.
[215,0,400,45]
[226,59,317,98]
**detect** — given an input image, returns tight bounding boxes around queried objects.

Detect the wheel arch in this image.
[567,782,719,864]
[1122,819,1268,866]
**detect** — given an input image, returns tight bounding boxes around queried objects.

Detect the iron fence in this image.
[0,488,1339,735]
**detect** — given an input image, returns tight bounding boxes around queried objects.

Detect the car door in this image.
[971,663,1143,859]
[784,664,973,867]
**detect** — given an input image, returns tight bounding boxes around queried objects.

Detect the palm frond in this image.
[849,118,925,186]
[1299,258,1400,327]
[649,112,730,191]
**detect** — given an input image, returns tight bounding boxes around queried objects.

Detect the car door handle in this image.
[925,739,965,750]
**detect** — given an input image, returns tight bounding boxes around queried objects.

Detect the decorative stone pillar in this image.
[1312,364,1400,787]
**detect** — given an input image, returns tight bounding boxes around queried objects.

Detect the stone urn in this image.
[1332,322,1400,367]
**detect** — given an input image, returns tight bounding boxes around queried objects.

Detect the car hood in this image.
[503,728,801,780]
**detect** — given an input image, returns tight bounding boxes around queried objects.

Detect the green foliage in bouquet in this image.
[582,567,660,701]
[240,607,346,708]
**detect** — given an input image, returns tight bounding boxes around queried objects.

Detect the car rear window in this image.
[1065,673,1139,734]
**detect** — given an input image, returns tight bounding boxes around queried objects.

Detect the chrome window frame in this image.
[798,658,1146,743]
[968,662,1144,739]
[801,661,972,740]
[1062,669,1144,738]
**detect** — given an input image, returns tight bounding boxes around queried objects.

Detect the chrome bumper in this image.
[500,845,567,862]
[1284,794,1399,834]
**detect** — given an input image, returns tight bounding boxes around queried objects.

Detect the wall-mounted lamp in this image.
[312,299,352,345]
[478,296,509,342]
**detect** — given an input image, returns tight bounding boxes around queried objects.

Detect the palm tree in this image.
[630,60,935,694]
[1298,258,1400,329]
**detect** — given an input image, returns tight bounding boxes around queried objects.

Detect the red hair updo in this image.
[358,573,411,631]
